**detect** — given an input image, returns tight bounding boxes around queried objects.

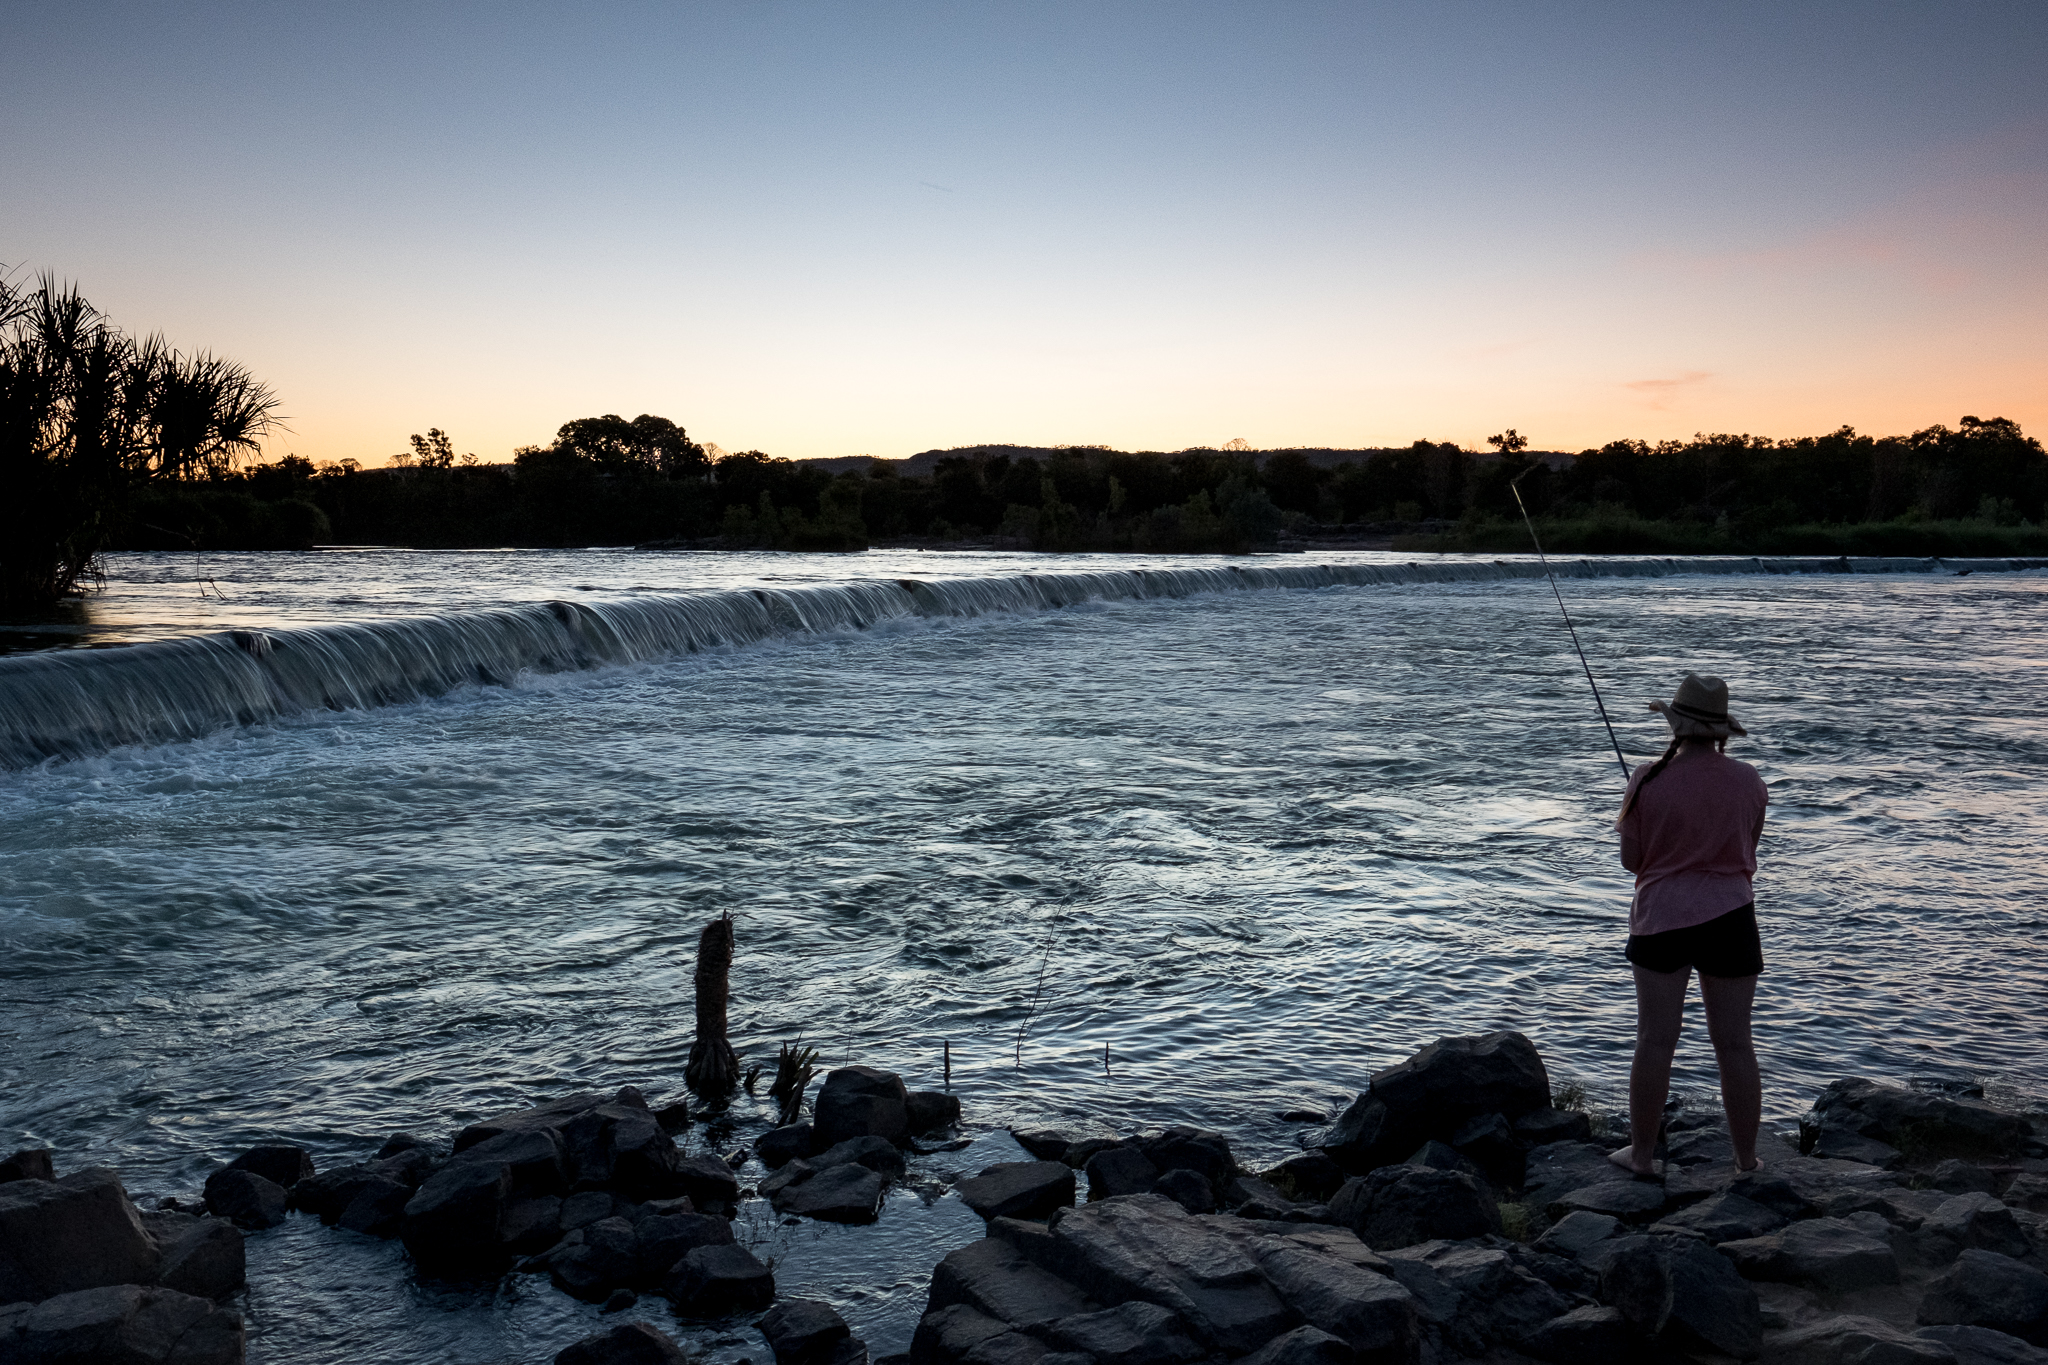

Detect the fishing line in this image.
[1509,468,1631,781]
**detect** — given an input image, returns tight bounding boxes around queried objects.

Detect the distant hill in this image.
[792,445,1576,474]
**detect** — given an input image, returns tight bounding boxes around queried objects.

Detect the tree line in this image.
[5,273,2043,609]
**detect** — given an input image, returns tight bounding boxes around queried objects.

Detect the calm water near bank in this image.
[2,549,2044,1363]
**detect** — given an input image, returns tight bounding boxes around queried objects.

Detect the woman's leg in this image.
[1613,965,1690,1174]
[1700,972,1762,1170]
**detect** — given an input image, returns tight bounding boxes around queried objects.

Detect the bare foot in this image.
[1608,1144,1659,1178]
[1734,1157,1763,1174]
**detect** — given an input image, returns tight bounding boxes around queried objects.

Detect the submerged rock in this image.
[202,1168,289,1231]
[956,1162,1075,1222]
[225,1144,314,1190]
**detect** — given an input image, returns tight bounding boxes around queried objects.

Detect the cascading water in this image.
[1,555,2040,766]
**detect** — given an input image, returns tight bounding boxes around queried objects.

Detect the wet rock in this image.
[655,1101,691,1135]
[1011,1130,1073,1163]
[1047,1194,1292,1354]
[0,1149,55,1184]
[1514,1108,1594,1146]
[908,1092,962,1135]
[1654,1190,1786,1243]
[771,1162,885,1224]
[549,1215,641,1301]
[456,1092,607,1153]
[1918,1250,2048,1345]
[1086,1148,1159,1201]
[603,1287,638,1312]
[674,1154,741,1210]
[1920,1194,2034,1264]
[1525,1305,1636,1363]
[1250,1238,1421,1358]
[912,1304,1011,1365]
[1323,1031,1551,1172]
[814,1067,912,1149]
[1721,1215,1900,1292]
[202,1168,289,1230]
[555,1319,689,1365]
[1934,1161,2003,1196]
[958,1162,1076,1222]
[1222,1175,1289,1216]
[1327,1166,1500,1249]
[1265,1154,1346,1204]
[289,1164,374,1222]
[760,1298,853,1365]
[1065,1139,1125,1170]
[761,1159,816,1199]
[1039,1301,1204,1365]
[666,1242,775,1317]
[226,1143,314,1190]
[929,1237,1094,1327]
[376,1132,432,1160]
[0,1283,244,1365]
[562,1105,682,1198]
[1152,1170,1215,1215]
[562,1190,630,1231]
[336,1175,411,1237]
[1547,1178,1669,1224]
[813,1135,908,1181]
[1401,1140,1486,1193]
[636,1211,734,1282]
[0,1167,162,1302]
[960,1330,1046,1365]
[454,1128,570,1198]
[402,1158,513,1276]
[140,1210,245,1300]
[756,1125,817,1169]
[1533,1209,1619,1258]
[502,1195,566,1253]
[1449,1112,1523,1190]
[1803,1079,2032,1164]
[1136,1130,1236,1195]
[1916,1324,2048,1364]
[1767,1314,1956,1364]
[1234,1324,1355,1365]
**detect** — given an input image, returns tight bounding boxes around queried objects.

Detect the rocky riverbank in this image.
[5,1033,2047,1364]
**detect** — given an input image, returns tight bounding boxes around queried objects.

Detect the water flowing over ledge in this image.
[3,554,2041,766]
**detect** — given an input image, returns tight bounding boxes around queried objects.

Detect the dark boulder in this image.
[1916,1324,2048,1363]
[1327,1166,1500,1250]
[673,1153,740,1210]
[1085,1147,1159,1201]
[655,1101,691,1135]
[772,1162,885,1223]
[1933,1161,2002,1196]
[548,1215,641,1301]
[1532,1210,1619,1258]
[555,1320,689,1365]
[0,1149,56,1184]
[1653,1189,1784,1243]
[1917,1250,2048,1345]
[1719,1214,1901,1292]
[0,1167,162,1303]
[908,1092,962,1135]
[226,1143,314,1190]
[929,1237,1094,1327]
[1152,1170,1214,1215]
[1249,1238,1421,1359]
[1513,1107,1593,1146]
[957,1162,1076,1222]
[1802,1078,2031,1164]
[912,1304,1010,1365]
[402,1158,512,1276]
[0,1283,243,1365]
[1065,1138,1125,1169]
[814,1135,908,1180]
[813,1067,911,1149]
[1449,1112,1524,1190]
[757,1124,817,1169]
[562,1104,682,1198]
[635,1211,734,1282]
[760,1298,853,1365]
[376,1132,432,1159]
[960,1331,1043,1365]
[1524,1305,1636,1363]
[1401,1140,1487,1189]
[1772,1315,1958,1364]
[1324,1032,1550,1172]
[1011,1130,1073,1163]
[1136,1129,1235,1192]
[202,1168,289,1230]
[1547,1179,1670,1224]
[666,1242,775,1317]
[140,1210,245,1301]
[1039,1301,1204,1365]
[562,1190,631,1231]
[337,1175,412,1237]
[1919,1194,2034,1265]
[455,1092,607,1153]
[452,1127,569,1198]
[1265,1153,1346,1204]
[1234,1325,1357,1365]
[502,1195,566,1254]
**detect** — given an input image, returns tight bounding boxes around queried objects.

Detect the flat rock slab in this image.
[773,1163,885,1224]
[1547,1179,1670,1224]
[956,1162,1075,1222]
[760,1299,853,1365]
[929,1237,1094,1327]
[666,1243,774,1317]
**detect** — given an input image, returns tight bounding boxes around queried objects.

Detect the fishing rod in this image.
[1509,466,1631,781]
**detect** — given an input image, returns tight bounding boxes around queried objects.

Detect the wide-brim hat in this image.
[1649,672,1747,738]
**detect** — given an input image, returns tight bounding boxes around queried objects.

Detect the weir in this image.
[2,554,2041,767]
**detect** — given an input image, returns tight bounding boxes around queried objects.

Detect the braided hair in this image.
[1619,733,1727,821]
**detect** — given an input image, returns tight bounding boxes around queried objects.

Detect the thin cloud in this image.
[918,180,955,193]
[1624,371,1713,411]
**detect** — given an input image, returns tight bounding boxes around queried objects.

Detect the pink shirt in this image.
[1617,749,1768,936]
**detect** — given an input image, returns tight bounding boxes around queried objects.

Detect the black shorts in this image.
[1625,903,1763,977]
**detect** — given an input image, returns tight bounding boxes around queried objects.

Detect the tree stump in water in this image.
[685,915,740,1099]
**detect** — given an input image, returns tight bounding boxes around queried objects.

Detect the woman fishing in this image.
[1610,673,1769,1177]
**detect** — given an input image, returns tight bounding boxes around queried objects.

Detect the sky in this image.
[6,1,2046,464]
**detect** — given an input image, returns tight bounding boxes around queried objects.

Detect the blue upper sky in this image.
[7,1,2044,461]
